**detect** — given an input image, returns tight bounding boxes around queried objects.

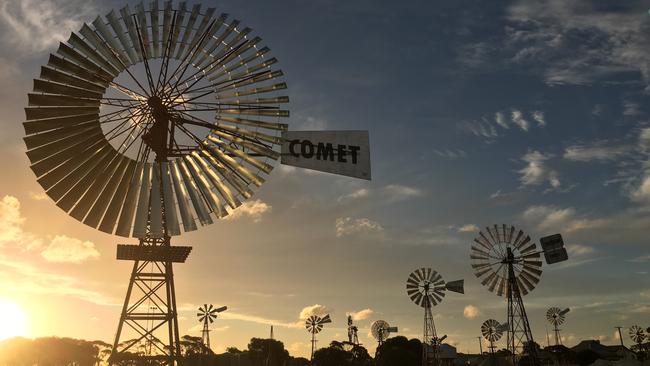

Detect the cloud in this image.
[506,0,650,88]
[532,111,546,127]
[433,149,467,159]
[459,119,498,140]
[0,257,114,305]
[337,188,370,203]
[564,143,631,162]
[463,305,481,319]
[28,192,48,201]
[494,112,508,129]
[0,0,98,55]
[40,235,99,264]
[335,217,384,238]
[226,199,271,222]
[299,304,332,320]
[521,205,607,233]
[219,310,301,329]
[347,308,373,321]
[519,151,560,189]
[566,244,595,256]
[628,255,650,263]
[511,110,529,131]
[383,184,424,201]
[0,195,26,246]
[457,224,479,233]
[337,185,423,204]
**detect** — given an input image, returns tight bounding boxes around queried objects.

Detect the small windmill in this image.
[546,307,569,346]
[406,268,464,366]
[629,326,647,350]
[347,315,360,346]
[371,319,397,354]
[481,319,508,354]
[197,304,227,352]
[306,314,331,361]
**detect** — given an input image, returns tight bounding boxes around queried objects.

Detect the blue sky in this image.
[0,0,648,358]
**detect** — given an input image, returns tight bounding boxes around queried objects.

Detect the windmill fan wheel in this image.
[629,325,646,344]
[470,224,543,296]
[481,319,503,342]
[371,320,391,342]
[23,2,289,239]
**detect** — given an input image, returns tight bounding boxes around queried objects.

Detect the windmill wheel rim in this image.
[23,2,289,239]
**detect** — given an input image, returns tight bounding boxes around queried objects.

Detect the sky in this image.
[0,0,649,359]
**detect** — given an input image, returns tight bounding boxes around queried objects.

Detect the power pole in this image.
[477,336,483,354]
[614,327,624,347]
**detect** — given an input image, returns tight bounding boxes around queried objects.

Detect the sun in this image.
[0,299,28,340]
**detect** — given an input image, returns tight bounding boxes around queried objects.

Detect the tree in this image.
[247,337,290,366]
[312,344,349,366]
[375,336,421,366]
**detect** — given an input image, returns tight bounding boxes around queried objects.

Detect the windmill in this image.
[406,268,464,366]
[470,225,568,366]
[347,315,360,346]
[197,304,226,352]
[21,2,371,365]
[546,307,569,346]
[629,326,646,350]
[306,314,331,361]
[371,319,397,355]
[481,319,508,354]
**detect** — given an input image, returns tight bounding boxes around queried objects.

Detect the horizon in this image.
[0,0,648,361]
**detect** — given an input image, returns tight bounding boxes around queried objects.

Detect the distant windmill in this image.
[629,326,647,349]
[406,268,464,366]
[305,314,331,361]
[197,304,227,352]
[470,225,568,366]
[371,319,397,355]
[546,307,569,346]
[481,319,508,355]
[347,315,360,346]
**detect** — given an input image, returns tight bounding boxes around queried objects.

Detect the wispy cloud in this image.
[433,149,467,160]
[519,151,560,189]
[226,199,271,223]
[532,111,546,127]
[0,0,98,55]
[456,224,479,233]
[521,205,607,233]
[511,110,529,131]
[495,112,508,129]
[335,217,384,238]
[337,185,423,204]
[564,143,632,162]
[40,235,99,264]
[347,308,373,321]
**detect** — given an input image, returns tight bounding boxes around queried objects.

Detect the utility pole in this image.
[477,337,483,354]
[614,327,624,347]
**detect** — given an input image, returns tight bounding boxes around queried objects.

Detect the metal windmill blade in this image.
[629,325,646,344]
[481,319,504,342]
[23,3,290,238]
[318,314,332,325]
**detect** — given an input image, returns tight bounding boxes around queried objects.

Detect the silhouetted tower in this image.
[615,327,625,347]
[471,226,569,366]
[546,307,570,346]
[197,304,227,352]
[406,268,464,366]
[371,320,397,356]
[305,314,331,361]
[270,325,274,340]
[348,315,359,345]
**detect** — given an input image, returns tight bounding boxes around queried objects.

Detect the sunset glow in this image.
[0,299,27,341]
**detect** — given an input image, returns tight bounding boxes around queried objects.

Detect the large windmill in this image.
[470,225,568,366]
[306,314,332,361]
[629,326,647,351]
[21,2,370,365]
[197,304,226,352]
[406,268,464,366]
[546,307,569,346]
